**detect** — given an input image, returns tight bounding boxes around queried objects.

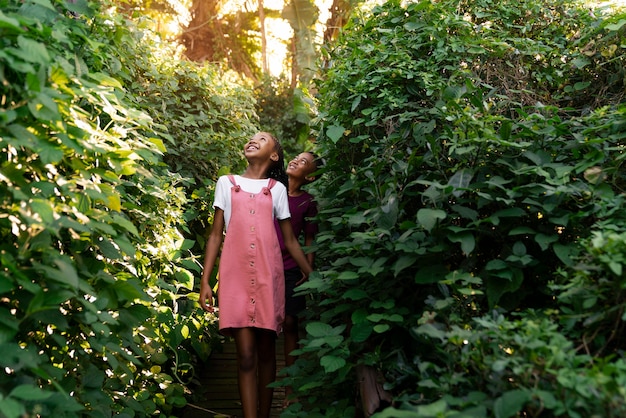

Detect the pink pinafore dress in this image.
[217,175,285,335]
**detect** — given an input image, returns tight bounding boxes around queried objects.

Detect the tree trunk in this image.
[259,0,268,74]
[180,0,221,62]
[323,0,351,45]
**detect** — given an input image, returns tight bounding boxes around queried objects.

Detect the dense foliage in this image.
[281,0,626,416]
[4,0,626,416]
[0,0,255,416]
[254,75,316,158]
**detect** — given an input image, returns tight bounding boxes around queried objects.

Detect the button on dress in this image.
[217,175,285,336]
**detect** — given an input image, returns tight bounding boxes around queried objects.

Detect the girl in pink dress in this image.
[199,132,313,418]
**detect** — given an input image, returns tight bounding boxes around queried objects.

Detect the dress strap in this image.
[227,175,241,192]
[267,178,277,189]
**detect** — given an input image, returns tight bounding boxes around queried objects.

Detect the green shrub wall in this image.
[283,0,626,416]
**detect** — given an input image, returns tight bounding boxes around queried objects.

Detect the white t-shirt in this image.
[213,175,291,231]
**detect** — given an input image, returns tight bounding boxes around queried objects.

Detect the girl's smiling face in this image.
[244,132,278,161]
[287,152,316,180]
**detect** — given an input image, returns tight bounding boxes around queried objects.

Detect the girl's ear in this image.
[270,152,279,162]
[305,174,316,182]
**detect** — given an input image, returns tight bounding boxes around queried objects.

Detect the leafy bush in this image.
[0,0,254,415]
[381,311,626,417]
[281,0,626,416]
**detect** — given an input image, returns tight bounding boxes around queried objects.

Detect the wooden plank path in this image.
[180,335,286,418]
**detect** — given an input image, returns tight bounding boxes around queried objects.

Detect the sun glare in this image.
[163,0,626,77]
[164,0,333,77]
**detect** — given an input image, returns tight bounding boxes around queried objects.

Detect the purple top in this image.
[274,191,318,270]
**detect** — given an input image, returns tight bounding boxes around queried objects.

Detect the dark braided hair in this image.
[310,152,325,172]
[265,133,288,188]
[303,152,324,184]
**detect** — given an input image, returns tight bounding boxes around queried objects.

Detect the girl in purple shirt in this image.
[274,151,321,406]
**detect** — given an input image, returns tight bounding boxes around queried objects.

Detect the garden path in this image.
[180,335,286,418]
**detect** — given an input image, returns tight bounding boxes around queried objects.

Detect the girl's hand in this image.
[199,281,214,312]
[296,271,308,286]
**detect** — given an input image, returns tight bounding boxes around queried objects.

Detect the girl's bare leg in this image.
[233,328,258,418]
[256,328,277,418]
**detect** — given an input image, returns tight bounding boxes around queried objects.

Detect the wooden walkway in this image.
[179,336,286,418]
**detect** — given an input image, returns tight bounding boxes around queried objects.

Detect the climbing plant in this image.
[281,0,626,416]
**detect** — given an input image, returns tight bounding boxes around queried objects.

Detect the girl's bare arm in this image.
[199,208,225,312]
[279,218,313,278]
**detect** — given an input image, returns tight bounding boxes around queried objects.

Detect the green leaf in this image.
[417,208,446,232]
[16,35,51,64]
[500,120,512,141]
[443,85,466,100]
[0,279,14,294]
[65,0,93,17]
[512,241,526,257]
[9,385,53,401]
[326,125,345,143]
[0,10,22,31]
[97,236,122,259]
[522,150,551,166]
[393,255,417,277]
[180,324,190,339]
[113,280,149,302]
[571,56,590,69]
[175,268,194,291]
[87,72,123,88]
[350,322,373,343]
[451,204,478,221]
[509,227,535,235]
[320,355,345,373]
[413,323,446,341]
[574,81,590,91]
[494,389,530,418]
[24,0,57,11]
[448,168,473,197]
[0,308,19,338]
[351,308,368,323]
[306,321,337,337]
[110,214,140,236]
[342,289,368,300]
[416,399,448,415]
[553,243,574,266]
[485,268,524,307]
[485,259,508,270]
[29,92,61,121]
[367,313,402,323]
[34,258,79,289]
[337,271,359,281]
[606,19,626,31]
[370,322,388,333]
[404,21,424,31]
[533,389,558,409]
[0,397,24,418]
[28,198,54,224]
[375,409,425,418]
[609,261,622,276]
[448,232,475,255]
[351,95,362,112]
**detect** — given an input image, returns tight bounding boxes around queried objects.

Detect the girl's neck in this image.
[241,164,268,180]
[288,178,305,196]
